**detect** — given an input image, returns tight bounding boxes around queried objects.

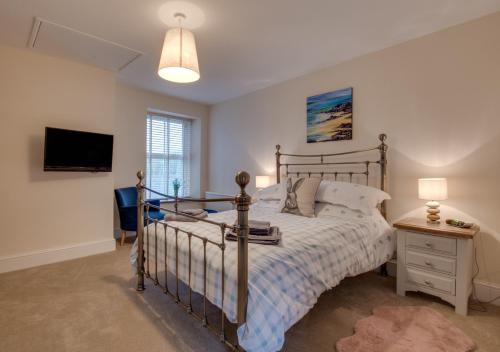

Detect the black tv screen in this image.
[44,127,113,172]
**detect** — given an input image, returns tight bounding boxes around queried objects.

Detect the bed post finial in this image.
[136,170,145,291]
[235,171,250,193]
[275,145,281,184]
[137,170,144,181]
[378,134,388,219]
[235,171,250,326]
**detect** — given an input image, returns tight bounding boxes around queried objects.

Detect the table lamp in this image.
[256,175,275,190]
[418,178,448,224]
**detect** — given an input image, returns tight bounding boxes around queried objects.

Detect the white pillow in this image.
[315,202,367,219]
[253,183,282,201]
[316,180,390,214]
[251,199,281,211]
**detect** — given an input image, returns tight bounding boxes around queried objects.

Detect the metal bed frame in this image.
[135,171,250,350]
[134,133,388,350]
[276,133,388,218]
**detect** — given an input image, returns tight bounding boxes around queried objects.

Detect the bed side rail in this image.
[141,185,235,213]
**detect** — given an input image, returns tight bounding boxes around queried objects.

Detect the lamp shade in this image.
[158,27,200,83]
[418,178,448,201]
[256,175,276,189]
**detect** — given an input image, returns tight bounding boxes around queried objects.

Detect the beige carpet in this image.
[1,242,499,352]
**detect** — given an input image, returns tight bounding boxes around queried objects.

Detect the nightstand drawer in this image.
[406,232,456,255]
[407,268,456,295]
[406,250,456,275]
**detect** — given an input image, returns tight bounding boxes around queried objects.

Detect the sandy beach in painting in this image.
[307,88,353,143]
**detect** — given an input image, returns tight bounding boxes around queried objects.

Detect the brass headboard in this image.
[275,134,388,218]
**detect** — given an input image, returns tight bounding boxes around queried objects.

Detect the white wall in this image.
[0,45,208,272]
[208,12,500,286]
[113,83,209,234]
[113,83,209,195]
[0,46,116,269]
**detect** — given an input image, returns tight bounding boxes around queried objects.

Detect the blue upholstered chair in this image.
[114,187,165,245]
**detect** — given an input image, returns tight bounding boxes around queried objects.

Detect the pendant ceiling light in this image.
[158,13,200,83]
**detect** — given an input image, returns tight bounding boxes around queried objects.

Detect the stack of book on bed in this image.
[226,220,281,245]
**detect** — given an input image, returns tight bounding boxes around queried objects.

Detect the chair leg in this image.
[120,231,126,246]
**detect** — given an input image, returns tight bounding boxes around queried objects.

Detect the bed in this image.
[132,134,393,352]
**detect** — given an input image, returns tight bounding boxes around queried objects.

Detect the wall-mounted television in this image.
[44,127,113,172]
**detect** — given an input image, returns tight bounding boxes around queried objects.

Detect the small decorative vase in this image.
[173,179,181,198]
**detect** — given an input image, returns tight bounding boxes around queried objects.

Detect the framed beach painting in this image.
[307,87,353,143]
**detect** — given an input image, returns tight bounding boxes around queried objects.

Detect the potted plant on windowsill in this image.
[173,179,181,197]
[173,179,181,212]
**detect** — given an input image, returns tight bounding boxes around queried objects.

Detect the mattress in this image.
[131,205,394,352]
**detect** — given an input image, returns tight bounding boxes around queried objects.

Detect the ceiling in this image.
[1,0,500,104]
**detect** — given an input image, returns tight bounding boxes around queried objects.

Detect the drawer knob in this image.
[425,242,433,248]
[425,261,433,267]
[424,280,434,287]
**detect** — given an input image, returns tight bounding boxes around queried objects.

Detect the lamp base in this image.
[425,201,441,224]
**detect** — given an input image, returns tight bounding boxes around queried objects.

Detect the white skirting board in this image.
[473,280,500,306]
[0,239,116,274]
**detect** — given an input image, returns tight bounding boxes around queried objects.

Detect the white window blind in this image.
[146,113,192,199]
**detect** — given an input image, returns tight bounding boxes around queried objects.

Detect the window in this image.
[146,113,192,199]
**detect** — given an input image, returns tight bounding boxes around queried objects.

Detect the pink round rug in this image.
[336,306,476,352]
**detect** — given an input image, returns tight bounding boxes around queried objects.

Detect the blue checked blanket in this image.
[132,206,394,351]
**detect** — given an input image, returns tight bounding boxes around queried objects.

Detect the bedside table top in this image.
[393,217,479,239]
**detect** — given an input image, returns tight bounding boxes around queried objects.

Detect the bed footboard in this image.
[135,170,250,348]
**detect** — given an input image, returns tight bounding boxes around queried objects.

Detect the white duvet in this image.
[132,205,394,352]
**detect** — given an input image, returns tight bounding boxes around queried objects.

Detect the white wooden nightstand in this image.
[394,217,479,316]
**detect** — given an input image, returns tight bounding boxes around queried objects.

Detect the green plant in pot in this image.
[172,179,182,198]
